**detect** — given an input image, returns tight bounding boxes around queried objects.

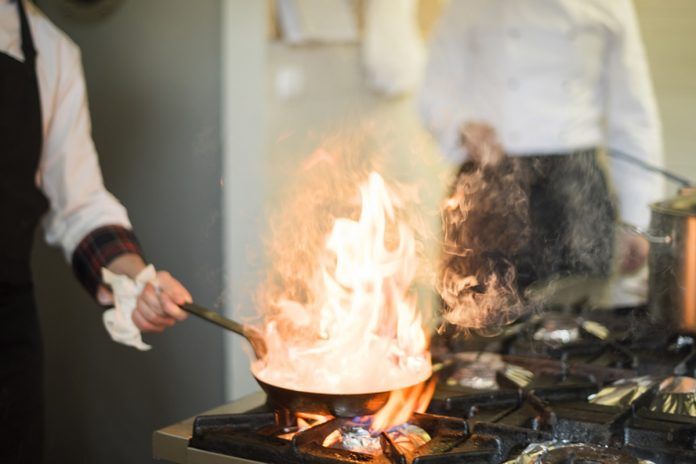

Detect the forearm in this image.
[106,253,147,280]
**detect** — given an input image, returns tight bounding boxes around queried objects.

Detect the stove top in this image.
[154,306,696,463]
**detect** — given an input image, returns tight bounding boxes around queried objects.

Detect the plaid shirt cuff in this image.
[72,225,145,298]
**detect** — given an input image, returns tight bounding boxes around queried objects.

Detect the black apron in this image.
[0,1,49,462]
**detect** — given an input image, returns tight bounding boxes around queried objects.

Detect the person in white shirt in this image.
[420,0,663,311]
[0,1,191,461]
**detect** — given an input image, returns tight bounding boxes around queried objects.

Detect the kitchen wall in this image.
[32,1,225,463]
[220,0,269,404]
[635,0,696,182]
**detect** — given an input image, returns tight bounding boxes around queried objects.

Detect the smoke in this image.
[438,159,531,330]
[438,151,617,332]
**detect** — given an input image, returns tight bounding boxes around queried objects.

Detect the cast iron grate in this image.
[190,307,696,463]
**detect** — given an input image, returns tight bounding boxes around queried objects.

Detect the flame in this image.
[369,378,436,432]
[253,167,432,395]
[296,412,332,429]
[277,412,333,440]
[322,429,343,448]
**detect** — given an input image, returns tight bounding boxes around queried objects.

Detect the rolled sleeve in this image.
[72,225,144,297]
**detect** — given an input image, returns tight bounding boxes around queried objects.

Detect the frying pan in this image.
[179,302,394,416]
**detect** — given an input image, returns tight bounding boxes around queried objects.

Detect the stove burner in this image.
[669,335,694,351]
[385,423,431,453]
[323,422,431,455]
[505,442,654,464]
[588,376,656,408]
[580,320,610,340]
[324,425,382,455]
[650,376,696,416]
[533,318,580,345]
[444,352,535,390]
[184,306,696,464]
[504,364,534,388]
[446,352,506,389]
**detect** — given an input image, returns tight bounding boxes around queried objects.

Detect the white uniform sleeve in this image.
[605,0,664,229]
[38,38,132,260]
[417,0,471,164]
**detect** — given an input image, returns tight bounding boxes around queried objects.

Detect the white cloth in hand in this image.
[101,265,157,351]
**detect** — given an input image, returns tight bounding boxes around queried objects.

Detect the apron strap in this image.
[16,0,37,68]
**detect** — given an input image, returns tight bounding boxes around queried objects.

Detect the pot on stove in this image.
[611,151,696,333]
[644,189,696,333]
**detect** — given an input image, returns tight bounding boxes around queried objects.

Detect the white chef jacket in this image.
[0,0,131,259]
[419,0,664,228]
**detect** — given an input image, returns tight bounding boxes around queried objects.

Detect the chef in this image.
[0,1,191,462]
[419,0,663,295]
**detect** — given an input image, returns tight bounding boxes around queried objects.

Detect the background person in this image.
[419,0,663,309]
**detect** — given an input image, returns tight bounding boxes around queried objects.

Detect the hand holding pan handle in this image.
[178,302,267,360]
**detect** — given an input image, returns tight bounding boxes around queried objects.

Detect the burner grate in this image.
[189,308,696,463]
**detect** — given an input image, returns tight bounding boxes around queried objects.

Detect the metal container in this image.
[648,191,696,332]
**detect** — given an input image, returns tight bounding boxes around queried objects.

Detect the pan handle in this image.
[180,302,245,336]
[620,222,672,245]
[178,302,267,359]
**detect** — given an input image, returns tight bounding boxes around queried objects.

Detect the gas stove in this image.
[153,306,696,463]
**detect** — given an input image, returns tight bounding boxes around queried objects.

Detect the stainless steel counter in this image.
[153,392,267,464]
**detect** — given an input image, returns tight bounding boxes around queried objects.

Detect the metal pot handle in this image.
[620,222,672,244]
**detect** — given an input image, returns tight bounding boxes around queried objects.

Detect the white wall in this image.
[635,0,696,182]
[222,0,269,400]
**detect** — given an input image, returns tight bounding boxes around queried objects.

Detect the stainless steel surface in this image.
[647,196,696,333]
[153,392,267,464]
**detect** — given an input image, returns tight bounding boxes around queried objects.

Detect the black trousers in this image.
[0,286,44,464]
[442,149,616,296]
